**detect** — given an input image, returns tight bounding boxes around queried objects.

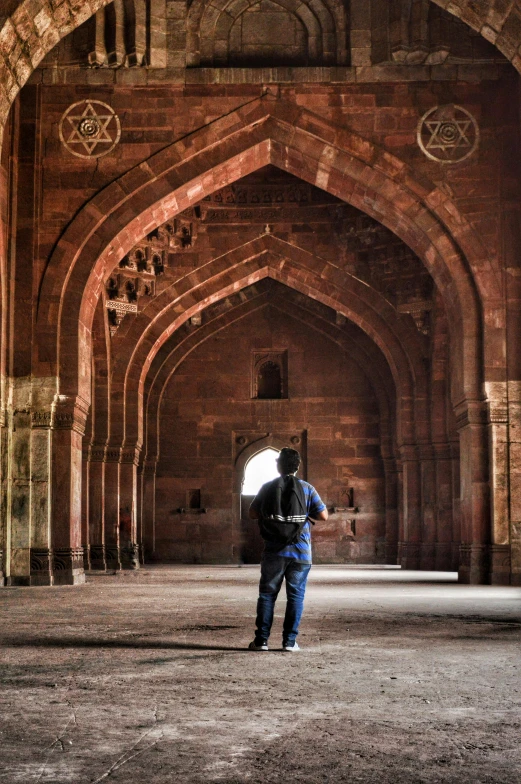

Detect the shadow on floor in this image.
[1,638,256,652]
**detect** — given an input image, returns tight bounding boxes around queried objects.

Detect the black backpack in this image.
[258,475,308,546]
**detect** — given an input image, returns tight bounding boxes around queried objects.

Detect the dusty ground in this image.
[0,565,520,784]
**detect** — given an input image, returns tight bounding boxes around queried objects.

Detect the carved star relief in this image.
[417,105,478,164]
[59,100,121,159]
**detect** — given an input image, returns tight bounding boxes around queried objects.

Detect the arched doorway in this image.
[240,447,280,563]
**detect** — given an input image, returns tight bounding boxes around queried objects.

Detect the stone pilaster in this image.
[383,457,399,565]
[419,444,436,570]
[141,457,158,560]
[455,399,490,584]
[398,445,421,570]
[508,381,521,585]
[433,442,454,571]
[104,447,121,571]
[119,445,140,570]
[86,444,107,571]
[486,382,510,583]
[49,395,88,585]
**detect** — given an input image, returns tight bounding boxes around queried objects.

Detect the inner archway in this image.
[242,448,279,496]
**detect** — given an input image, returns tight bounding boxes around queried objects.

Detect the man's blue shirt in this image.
[250,478,326,564]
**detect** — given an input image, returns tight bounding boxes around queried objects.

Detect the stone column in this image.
[81,446,90,570]
[508,381,521,586]
[10,402,33,585]
[433,443,453,571]
[486,382,511,584]
[119,446,140,569]
[141,457,157,560]
[419,445,436,570]
[398,445,422,569]
[50,396,87,586]
[30,409,54,585]
[104,448,121,570]
[87,444,107,570]
[0,412,5,585]
[383,457,398,564]
[450,440,461,571]
[7,378,55,586]
[455,399,490,584]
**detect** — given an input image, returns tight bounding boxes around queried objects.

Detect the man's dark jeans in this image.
[255,554,311,646]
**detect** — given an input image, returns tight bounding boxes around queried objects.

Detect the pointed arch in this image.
[35,97,494,418]
[109,236,426,452]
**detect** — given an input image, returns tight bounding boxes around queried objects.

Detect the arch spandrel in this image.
[2,0,521,158]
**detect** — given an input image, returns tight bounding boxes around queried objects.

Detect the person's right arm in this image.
[308,486,328,522]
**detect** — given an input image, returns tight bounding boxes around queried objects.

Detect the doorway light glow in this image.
[242,448,279,495]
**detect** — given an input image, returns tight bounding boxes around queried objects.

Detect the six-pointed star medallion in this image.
[60,100,121,159]
[417,105,479,163]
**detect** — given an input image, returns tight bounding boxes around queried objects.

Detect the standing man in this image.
[248,447,328,652]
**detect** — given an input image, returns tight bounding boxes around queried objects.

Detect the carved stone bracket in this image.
[397,301,432,336]
[105,297,139,337]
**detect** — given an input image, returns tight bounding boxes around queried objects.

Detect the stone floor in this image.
[0,565,520,783]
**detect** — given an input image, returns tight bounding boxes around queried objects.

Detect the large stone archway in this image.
[1,72,517,587]
[37,99,492,405]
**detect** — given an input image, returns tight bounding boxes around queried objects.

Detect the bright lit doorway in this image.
[241,447,279,496]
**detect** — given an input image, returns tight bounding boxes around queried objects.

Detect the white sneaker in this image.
[248,640,269,651]
[282,642,300,652]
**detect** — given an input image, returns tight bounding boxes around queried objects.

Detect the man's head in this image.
[277,447,301,475]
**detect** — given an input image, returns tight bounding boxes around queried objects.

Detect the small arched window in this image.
[257,361,282,399]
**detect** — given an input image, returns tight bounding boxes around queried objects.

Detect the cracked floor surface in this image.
[0,565,520,783]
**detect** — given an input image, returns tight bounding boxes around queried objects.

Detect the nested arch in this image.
[141,286,397,472]
[35,99,493,424]
[109,239,427,453]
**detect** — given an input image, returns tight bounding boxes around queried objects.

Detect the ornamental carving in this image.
[59,100,121,159]
[53,548,84,571]
[105,212,200,336]
[31,411,52,428]
[417,105,479,164]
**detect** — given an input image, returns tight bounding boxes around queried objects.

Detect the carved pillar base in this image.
[489,545,511,585]
[89,545,108,571]
[29,548,85,585]
[420,542,436,570]
[434,542,453,572]
[458,544,489,585]
[120,543,140,570]
[83,545,91,571]
[30,548,55,585]
[105,546,122,571]
[53,548,86,585]
[399,541,421,570]
[0,549,4,586]
[384,540,398,565]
